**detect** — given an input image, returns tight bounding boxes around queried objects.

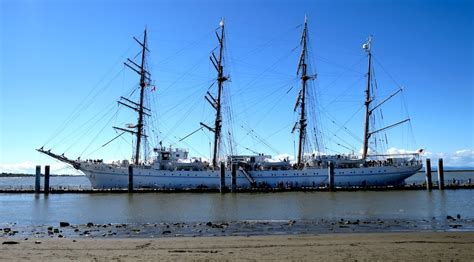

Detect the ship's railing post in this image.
[328,161,335,192]
[425,158,432,191]
[128,165,134,193]
[35,165,41,194]
[438,158,445,190]
[44,165,50,194]
[220,162,226,193]
[231,163,237,193]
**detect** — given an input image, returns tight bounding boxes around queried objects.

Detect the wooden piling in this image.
[231,163,237,193]
[128,165,133,193]
[35,165,41,194]
[220,162,226,193]
[44,165,50,194]
[438,158,445,190]
[425,158,432,191]
[328,161,335,191]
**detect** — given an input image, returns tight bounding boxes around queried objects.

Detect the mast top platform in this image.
[363,35,373,53]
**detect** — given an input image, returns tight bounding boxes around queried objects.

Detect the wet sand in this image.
[1,232,473,261]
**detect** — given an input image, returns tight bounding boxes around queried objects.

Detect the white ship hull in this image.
[80,163,422,189]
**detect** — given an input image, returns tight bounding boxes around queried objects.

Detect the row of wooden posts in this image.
[35,165,50,194]
[215,158,441,193]
[425,158,445,190]
[214,158,444,193]
[35,158,444,194]
[115,158,444,193]
[127,160,339,193]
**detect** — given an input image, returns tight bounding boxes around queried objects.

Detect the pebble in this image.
[3,218,473,239]
[2,241,19,245]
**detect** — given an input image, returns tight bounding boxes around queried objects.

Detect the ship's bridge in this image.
[152,147,210,171]
[154,147,189,161]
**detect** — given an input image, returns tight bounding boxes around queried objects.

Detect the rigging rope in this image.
[43,40,137,148]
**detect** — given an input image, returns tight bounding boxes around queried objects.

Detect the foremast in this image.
[294,17,315,168]
[201,19,228,169]
[36,29,151,168]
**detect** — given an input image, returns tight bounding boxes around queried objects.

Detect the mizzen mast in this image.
[115,28,151,165]
[201,19,228,169]
[294,17,315,168]
[361,36,410,158]
[362,36,372,159]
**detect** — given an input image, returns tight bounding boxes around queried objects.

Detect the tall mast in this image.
[295,17,312,168]
[202,19,227,168]
[362,36,372,159]
[135,29,148,165]
[116,28,151,165]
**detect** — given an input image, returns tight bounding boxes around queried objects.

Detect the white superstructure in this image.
[74,147,422,189]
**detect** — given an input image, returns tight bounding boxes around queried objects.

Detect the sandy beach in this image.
[2,232,474,261]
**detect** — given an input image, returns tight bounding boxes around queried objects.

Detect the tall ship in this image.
[38,18,422,189]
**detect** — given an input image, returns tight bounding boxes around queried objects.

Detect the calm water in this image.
[0,171,473,226]
[0,190,473,226]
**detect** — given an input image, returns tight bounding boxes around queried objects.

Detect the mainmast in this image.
[201,19,228,168]
[115,28,151,165]
[134,29,148,165]
[294,17,314,168]
[362,36,372,159]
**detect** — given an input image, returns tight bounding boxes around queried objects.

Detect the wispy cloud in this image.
[386,147,419,155]
[386,147,474,167]
[424,149,474,167]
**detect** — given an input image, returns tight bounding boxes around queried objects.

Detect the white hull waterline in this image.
[79,162,422,189]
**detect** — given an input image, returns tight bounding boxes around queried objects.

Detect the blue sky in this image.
[1,0,473,173]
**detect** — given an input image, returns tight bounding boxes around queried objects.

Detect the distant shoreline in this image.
[0,173,82,177]
[417,169,474,173]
